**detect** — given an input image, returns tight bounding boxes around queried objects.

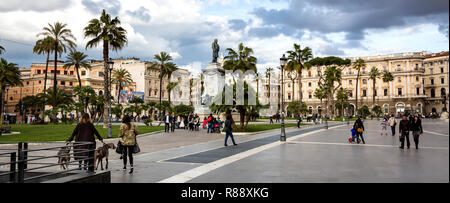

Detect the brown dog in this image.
[57,146,71,170]
[94,143,116,170]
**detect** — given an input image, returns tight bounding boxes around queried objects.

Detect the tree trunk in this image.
[76,65,83,113]
[298,71,302,116]
[117,84,122,103]
[239,110,245,131]
[372,79,376,107]
[42,51,50,121]
[0,87,4,125]
[52,43,58,123]
[291,79,295,102]
[102,40,109,128]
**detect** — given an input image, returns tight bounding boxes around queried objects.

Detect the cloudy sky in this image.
[0,0,448,76]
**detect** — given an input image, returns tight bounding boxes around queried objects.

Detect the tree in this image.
[189,78,194,106]
[358,105,371,119]
[352,58,366,113]
[382,72,394,101]
[223,42,257,84]
[33,36,62,119]
[38,88,74,123]
[64,50,91,88]
[112,68,133,102]
[0,58,23,125]
[129,97,144,117]
[371,105,382,117]
[111,102,123,121]
[167,82,179,104]
[336,87,350,118]
[286,44,313,115]
[145,101,157,120]
[324,66,342,119]
[0,44,4,54]
[265,67,274,104]
[369,67,382,106]
[174,104,195,116]
[73,86,96,113]
[150,52,173,108]
[37,22,76,122]
[287,101,307,117]
[84,9,128,128]
[314,86,327,116]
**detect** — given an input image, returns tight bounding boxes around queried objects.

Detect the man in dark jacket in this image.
[399,115,411,149]
[410,115,423,149]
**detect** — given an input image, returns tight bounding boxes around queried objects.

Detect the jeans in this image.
[412,131,421,148]
[122,146,134,168]
[165,123,170,132]
[171,123,175,132]
[400,131,410,148]
[207,123,212,133]
[225,131,236,145]
[391,126,396,136]
[356,132,365,144]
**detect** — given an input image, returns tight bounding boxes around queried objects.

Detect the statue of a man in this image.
[212,39,220,63]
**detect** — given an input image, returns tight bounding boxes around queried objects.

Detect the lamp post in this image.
[324,83,328,129]
[107,59,114,139]
[280,54,288,142]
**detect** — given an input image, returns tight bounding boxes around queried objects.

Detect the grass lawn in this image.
[232,123,306,133]
[0,124,164,142]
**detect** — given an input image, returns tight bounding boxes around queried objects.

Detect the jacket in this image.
[225,119,233,133]
[388,117,397,126]
[410,119,423,133]
[353,119,365,131]
[119,123,138,146]
[68,122,103,160]
[399,119,410,134]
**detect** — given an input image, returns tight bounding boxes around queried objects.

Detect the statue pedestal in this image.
[440,111,449,120]
[194,63,225,117]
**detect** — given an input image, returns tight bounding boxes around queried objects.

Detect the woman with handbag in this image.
[119,115,139,174]
[353,116,365,144]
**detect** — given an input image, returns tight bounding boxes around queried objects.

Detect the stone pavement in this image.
[108,119,448,183]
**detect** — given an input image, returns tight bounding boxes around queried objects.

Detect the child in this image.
[381,118,388,136]
[349,128,356,143]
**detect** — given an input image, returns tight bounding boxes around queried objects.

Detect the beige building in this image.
[280,51,448,117]
[423,51,449,114]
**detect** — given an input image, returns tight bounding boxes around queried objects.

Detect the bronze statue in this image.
[212,39,220,63]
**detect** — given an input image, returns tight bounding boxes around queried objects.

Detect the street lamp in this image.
[324,83,328,129]
[280,54,288,142]
[107,59,114,139]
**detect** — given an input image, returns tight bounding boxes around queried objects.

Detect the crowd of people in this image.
[163,113,203,133]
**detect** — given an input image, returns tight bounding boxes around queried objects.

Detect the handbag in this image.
[115,140,123,154]
[132,129,140,154]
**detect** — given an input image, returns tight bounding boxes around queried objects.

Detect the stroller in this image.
[212,120,223,133]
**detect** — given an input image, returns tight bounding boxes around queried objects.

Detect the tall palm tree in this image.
[314,86,327,116]
[369,67,381,107]
[0,44,5,55]
[33,36,62,119]
[265,67,274,103]
[150,52,174,108]
[84,9,128,128]
[0,58,23,124]
[200,73,205,104]
[167,82,179,104]
[64,50,91,87]
[189,78,194,106]
[286,44,313,115]
[324,66,342,119]
[112,68,133,102]
[352,58,366,113]
[223,43,258,130]
[37,22,76,122]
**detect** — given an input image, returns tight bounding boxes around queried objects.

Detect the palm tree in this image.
[369,67,382,107]
[286,44,313,115]
[112,68,133,102]
[84,9,128,128]
[150,52,173,108]
[223,43,258,130]
[189,78,194,106]
[336,87,349,118]
[64,50,91,87]
[324,66,342,119]
[0,58,23,124]
[37,22,76,122]
[0,44,5,55]
[33,36,62,119]
[314,86,327,116]
[265,67,274,103]
[167,82,179,104]
[39,88,74,122]
[146,101,157,120]
[352,58,366,113]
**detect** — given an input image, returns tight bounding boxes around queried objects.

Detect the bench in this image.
[0,126,11,134]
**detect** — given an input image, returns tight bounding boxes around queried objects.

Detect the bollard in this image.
[9,152,16,183]
[24,143,28,169]
[17,150,24,183]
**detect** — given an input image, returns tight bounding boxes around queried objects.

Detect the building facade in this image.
[423,51,449,114]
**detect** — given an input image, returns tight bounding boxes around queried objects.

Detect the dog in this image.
[94,143,116,170]
[57,146,71,170]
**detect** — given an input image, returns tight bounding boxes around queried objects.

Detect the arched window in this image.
[396,103,405,114]
[309,107,313,114]
[417,103,422,113]
[384,104,389,114]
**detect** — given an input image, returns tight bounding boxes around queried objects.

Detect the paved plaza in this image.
[107,119,449,183]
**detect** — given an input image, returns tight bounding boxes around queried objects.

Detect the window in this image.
[309,107,313,114]
[318,71,322,76]
[37,70,41,74]
[309,93,312,99]
[362,68,366,74]
[308,71,311,77]
[57,70,60,74]
[70,82,73,86]
[384,89,388,96]
[348,69,352,75]
[349,80,353,85]
[383,66,387,72]
[441,78,445,84]
[416,88,420,95]
[81,71,86,76]
[431,89,435,97]
[415,64,419,70]
[61,81,65,86]
[416,76,419,82]
[398,77,402,82]
[26,82,29,85]
[308,82,312,87]
[363,79,367,84]
[398,88,402,96]
[374,90,377,97]
[10,97,13,101]
[288,93,291,100]
[396,65,401,71]
[431,79,434,85]
[430,68,433,74]
[287,83,291,88]
[99,72,104,77]
[64,71,68,75]
[363,90,367,97]
[39,80,41,84]
[70,71,74,75]
[349,90,353,98]
[441,68,444,73]
[384,105,389,114]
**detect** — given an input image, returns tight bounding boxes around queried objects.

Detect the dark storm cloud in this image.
[248,25,302,39]
[319,45,346,56]
[0,0,72,12]
[252,0,449,44]
[82,0,121,16]
[126,6,151,22]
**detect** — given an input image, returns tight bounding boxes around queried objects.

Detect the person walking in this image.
[180,117,185,129]
[164,113,170,133]
[119,115,139,173]
[68,113,104,171]
[388,115,397,136]
[381,117,388,136]
[353,116,365,144]
[224,114,237,146]
[297,114,302,128]
[171,112,176,132]
[410,115,423,149]
[270,115,274,124]
[399,115,411,149]
[207,114,213,133]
